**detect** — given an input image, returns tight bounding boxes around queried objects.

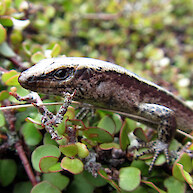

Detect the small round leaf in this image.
[39,156,61,173]
[99,142,120,150]
[0,24,6,44]
[164,176,186,193]
[21,122,42,146]
[0,90,9,101]
[98,169,121,192]
[119,167,141,192]
[61,157,83,174]
[31,51,45,63]
[83,127,114,143]
[0,112,5,127]
[31,181,61,193]
[119,120,130,150]
[76,142,89,158]
[51,44,61,57]
[43,173,69,191]
[1,70,19,84]
[0,16,13,27]
[97,115,116,134]
[59,144,78,157]
[32,145,61,172]
[0,159,17,186]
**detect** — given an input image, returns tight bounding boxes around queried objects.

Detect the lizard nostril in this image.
[18,73,36,88]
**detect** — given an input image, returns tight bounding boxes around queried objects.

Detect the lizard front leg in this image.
[10,91,75,139]
[133,103,177,172]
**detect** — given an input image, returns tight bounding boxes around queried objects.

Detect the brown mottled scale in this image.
[18,57,193,172]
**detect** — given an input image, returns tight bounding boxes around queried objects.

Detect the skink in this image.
[18,57,193,171]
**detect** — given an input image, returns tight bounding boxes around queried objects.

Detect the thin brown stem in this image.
[15,141,37,186]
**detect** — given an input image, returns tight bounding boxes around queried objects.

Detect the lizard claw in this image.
[133,140,170,173]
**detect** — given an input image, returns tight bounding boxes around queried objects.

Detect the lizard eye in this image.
[53,68,74,80]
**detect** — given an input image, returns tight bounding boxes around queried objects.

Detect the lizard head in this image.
[18,57,78,95]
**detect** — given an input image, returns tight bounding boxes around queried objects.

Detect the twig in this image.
[2,100,38,186]
[0,67,8,73]
[0,102,66,110]
[15,141,37,186]
[176,129,193,140]
[5,56,28,70]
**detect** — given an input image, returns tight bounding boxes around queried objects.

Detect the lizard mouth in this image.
[18,73,72,96]
[18,73,50,92]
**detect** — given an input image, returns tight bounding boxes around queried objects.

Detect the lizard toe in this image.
[132,140,171,172]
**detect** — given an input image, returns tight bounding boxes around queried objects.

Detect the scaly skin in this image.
[18,57,193,172]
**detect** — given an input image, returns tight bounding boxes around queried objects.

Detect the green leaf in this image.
[21,122,42,146]
[0,90,10,101]
[13,181,33,193]
[51,44,61,57]
[43,133,58,146]
[45,6,56,18]
[83,127,114,143]
[173,163,193,184]
[99,142,120,150]
[11,29,23,44]
[131,160,149,176]
[119,120,130,150]
[0,16,13,27]
[22,41,32,55]
[98,169,121,192]
[0,111,5,127]
[48,163,62,172]
[142,180,166,193]
[76,142,89,158]
[42,173,69,191]
[55,120,66,136]
[112,114,122,133]
[67,173,94,193]
[0,42,16,57]
[5,75,20,86]
[39,156,60,173]
[2,70,19,83]
[25,117,42,126]
[173,153,193,184]
[177,153,193,173]
[97,115,116,134]
[164,176,186,193]
[83,171,107,187]
[0,159,17,186]
[32,145,61,172]
[64,106,75,119]
[119,167,141,192]
[31,181,61,193]
[133,127,149,142]
[0,23,6,44]
[31,51,45,63]
[0,1,6,15]
[61,157,83,174]
[59,144,78,157]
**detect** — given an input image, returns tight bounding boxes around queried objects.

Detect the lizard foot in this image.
[133,140,170,173]
[75,103,95,120]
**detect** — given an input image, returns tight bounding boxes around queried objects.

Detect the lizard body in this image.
[18,57,193,131]
[18,57,193,171]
